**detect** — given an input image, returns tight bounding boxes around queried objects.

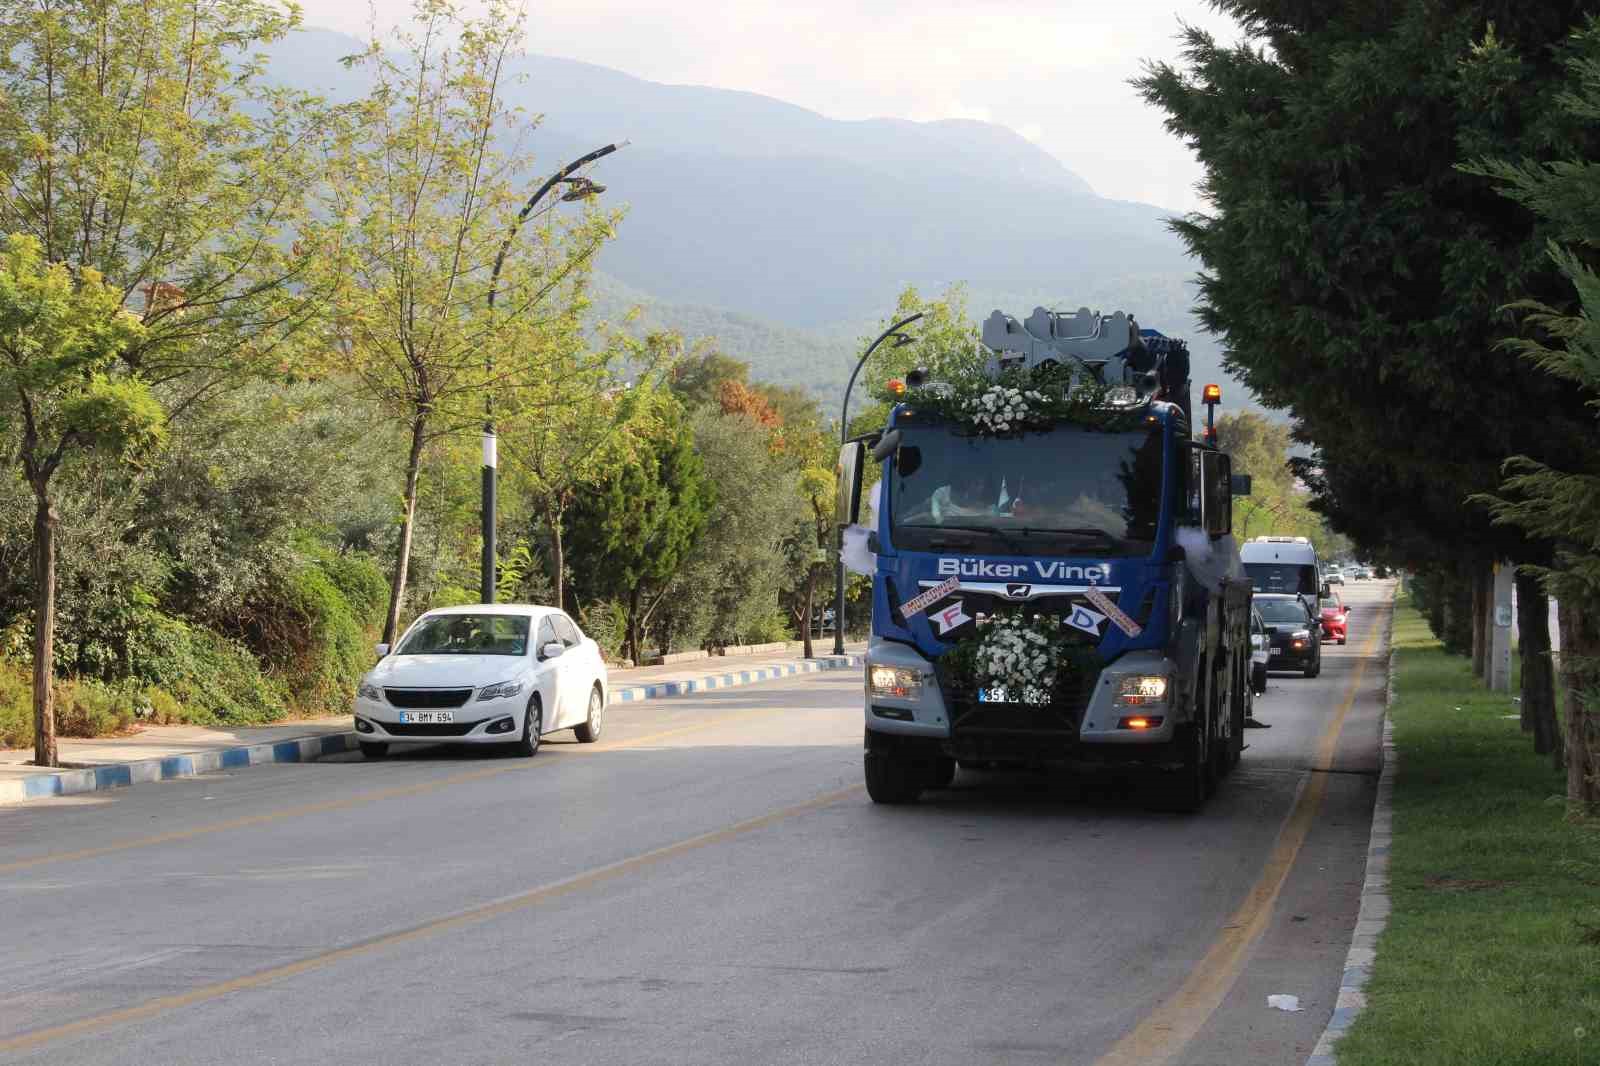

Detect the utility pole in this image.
[482,142,622,603]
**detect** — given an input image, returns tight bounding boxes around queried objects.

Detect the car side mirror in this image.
[540,641,565,660]
[374,642,390,659]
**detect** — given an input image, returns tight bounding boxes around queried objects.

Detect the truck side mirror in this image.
[836,441,865,526]
[1231,474,1252,497]
[1321,583,1332,598]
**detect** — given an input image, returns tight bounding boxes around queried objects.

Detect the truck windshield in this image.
[889,423,1164,554]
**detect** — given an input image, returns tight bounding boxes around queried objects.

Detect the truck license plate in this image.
[398,711,453,724]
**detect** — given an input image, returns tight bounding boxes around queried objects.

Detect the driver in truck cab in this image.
[930,472,1008,524]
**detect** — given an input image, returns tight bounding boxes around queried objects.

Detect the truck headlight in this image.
[357,681,382,701]
[1116,675,1169,707]
[869,666,921,699]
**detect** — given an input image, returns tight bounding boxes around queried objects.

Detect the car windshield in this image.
[1255,599,1311,624]
[889,422,1165,554]
[396,614,530,656]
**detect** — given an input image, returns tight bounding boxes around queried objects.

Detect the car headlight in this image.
[1116,675,1169,706]
[357,681,382,701]
[869,665,921,699]
[477,679,525,701]
[1292,629,1311,640]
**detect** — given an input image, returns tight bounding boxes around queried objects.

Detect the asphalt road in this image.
[0,584,1393,1065]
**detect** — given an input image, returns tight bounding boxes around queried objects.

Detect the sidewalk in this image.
[0,642,865,804]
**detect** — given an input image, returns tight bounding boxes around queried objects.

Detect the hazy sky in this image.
[292,1,1245,213]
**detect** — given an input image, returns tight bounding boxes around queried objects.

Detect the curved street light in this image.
[482,142,624,604]
[832,311,925,654]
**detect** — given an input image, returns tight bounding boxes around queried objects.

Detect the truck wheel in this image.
[930,756,957,788]
[1159,724,1209,813]
[865,751,924,804]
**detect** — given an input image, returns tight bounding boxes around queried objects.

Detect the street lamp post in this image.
[833,312,924,654]
[483,142,623,604]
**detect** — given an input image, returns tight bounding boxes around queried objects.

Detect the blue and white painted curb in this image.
[0,653,865,806]
[611,653,863,702]
[0,732,362,805]
[1305,643,1399,1066]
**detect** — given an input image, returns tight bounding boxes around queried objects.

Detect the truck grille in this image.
[937,663,1099,737]
[383,687,473,709]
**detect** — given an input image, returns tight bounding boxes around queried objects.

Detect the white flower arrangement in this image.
[962,385,1048,434]
[976,614,1059,703]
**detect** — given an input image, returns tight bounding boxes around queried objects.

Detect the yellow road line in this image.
[0,785,865,1054]
[1092,609,1386,1066]
[0,706,788,876]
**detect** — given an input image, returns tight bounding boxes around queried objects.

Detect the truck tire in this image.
[1159,723,1209,813]
[865,751,924,804]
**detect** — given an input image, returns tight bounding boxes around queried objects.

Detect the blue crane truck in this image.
[837,307,1254,810]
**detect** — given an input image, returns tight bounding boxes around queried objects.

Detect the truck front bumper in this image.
[863,642,1186,749]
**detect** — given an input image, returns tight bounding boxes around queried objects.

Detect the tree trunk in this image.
[1558,598,1600,815]
[1515,571,1561,765]
[626,585,642,665]
[1442,570,1473,658]
[801,569,817,659]
[382,417,429,645]
[549,502,566,612]
[30,485,58,768]
[1471,565,1489,680]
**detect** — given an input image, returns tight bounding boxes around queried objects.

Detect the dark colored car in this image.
[1254,593,1322,677]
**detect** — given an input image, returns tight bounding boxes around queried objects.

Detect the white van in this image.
[1240,536,1323,609]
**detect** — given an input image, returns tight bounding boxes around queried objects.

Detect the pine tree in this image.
[1469,18,1600,811]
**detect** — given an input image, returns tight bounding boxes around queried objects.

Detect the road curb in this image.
[611,653,863,702]
[1305,620,1399,1065]
[0,653,864,806]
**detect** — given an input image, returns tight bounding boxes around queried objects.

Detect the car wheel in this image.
[573,684,604,743]
[513,697,542,757]
[930,756,957,788]
[359,741,388,760]
[1338,636,1347,645]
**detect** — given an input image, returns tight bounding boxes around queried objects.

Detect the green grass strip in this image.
[1335,598,1600,1066]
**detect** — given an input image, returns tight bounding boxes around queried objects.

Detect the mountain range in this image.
[266,29,1256,414]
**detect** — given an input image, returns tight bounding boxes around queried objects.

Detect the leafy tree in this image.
[0,235,159,766]
[1470,18,1600,811]
[565,401,713,662]
[0,0,328,411]
[649,408,806,652]
[1136,0,1598,721]
[313,0,615,642]
[500,331,663,612]
[847,284,979,439]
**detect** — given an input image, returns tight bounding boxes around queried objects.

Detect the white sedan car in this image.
[353,604,608,758]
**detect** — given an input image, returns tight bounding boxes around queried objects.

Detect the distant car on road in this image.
[1325,569,1345,586]
[1254,593,1322,677]
[1319,593,1349,645]
[353,604,608,759]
